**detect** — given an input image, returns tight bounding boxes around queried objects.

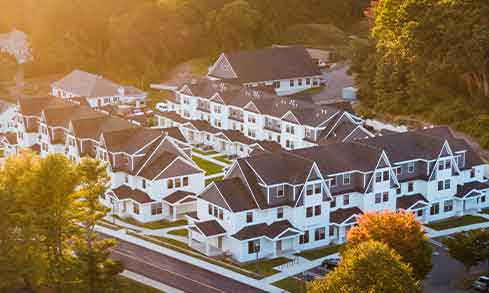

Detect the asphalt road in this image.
[110,239,265,293]
[424,241,486,293]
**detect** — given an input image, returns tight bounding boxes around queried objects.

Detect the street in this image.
[110,238,265,293]
[424,242,486,293]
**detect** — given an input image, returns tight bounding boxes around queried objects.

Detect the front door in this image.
[276,240,282,254]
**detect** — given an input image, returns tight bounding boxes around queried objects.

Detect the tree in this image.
[309,240,421,293]
[72,158,123,293]
[30,154,81,292]
[0,151,44,291]
[347,210,432,280]
[443,229,489,272]
[206,0,262,52]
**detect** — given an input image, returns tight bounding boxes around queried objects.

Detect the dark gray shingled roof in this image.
[195,220,226,237]
[330,207,363,224]
[396,194,429,210]
[213,178,258,212]
[110,185,154,204]
[455,181,489,198]
[211,46,321,83]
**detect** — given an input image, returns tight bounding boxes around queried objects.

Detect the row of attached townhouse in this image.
[186,126,489,262]
[155,78,371,155]
[13,96,205,223]
[51,69,147,108]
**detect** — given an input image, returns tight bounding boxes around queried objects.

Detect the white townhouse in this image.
[187,127,489,262]
[207,46,323,96]
[13,96,205,223]
[51,70,147,108]
[0,99,18,133]
[154,78,371,156]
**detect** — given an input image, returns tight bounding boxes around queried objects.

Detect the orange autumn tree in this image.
[347,210,432,280]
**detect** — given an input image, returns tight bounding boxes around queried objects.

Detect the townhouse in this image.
[207,46,322,96]
[51,70,147,108]
[14,96,205,223]
[187,127,489,262]
[155,78,371,156]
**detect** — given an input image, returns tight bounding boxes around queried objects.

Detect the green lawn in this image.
[205,176,224,186]
[168,228,188,237]
[115,216,187,230]
[273,277,307,293]
[295,245,342,261]
[192,148,219,155]
[192,156,223,175]
[238,257,290,277]
[118,276,163,293]
[213,155,232,164]
[425,215,489,231]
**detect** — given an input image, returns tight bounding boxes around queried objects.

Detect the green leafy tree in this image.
[347,210,432,280]
[308,240,421,293]
[443,229,489,272]
[206,0,262,51]
[72,158,123,293]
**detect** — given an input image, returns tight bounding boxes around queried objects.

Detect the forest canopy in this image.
[0,0,369,86]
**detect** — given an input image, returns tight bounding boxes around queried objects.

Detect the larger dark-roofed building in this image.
[187,126,488,263]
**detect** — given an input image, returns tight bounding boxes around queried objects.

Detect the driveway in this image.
[424,242,486,293]
[110,238,265,293]
[312,63,354,104]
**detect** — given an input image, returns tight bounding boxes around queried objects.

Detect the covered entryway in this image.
[162,191,197,221]
[187,219,227,256]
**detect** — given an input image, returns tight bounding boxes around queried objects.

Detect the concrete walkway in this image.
[121,270,184,293]
[96,225,283,293]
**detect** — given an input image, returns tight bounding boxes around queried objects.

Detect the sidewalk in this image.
[121,270,184,293]
[96,225,283,293]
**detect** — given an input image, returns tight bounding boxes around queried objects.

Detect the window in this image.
[396,168,402,176]
[438,161,444,171]
[218,209,223,220]
[343,174,351,185]
[213,206,218,217]
[133,203,140,215]
[125,175,129,184]
[375,193,381,204]
[167,180,174,189]
[306,184,314,196]
[314,183,321,194]
[430,203,440,215]
[274,81,280,89]
[208,204,212,215]
[482,196,486,203]
[246,212,253,223]
[306,207,313,218]
[277,185,284,197]
[142,179,146,189]
[382,192,389,202]
[383,171,389,181]
[375,172,382,183]
[408,162,415,173]
[417,210,423,217]
[329,226,335,236]
[248,240,260,254]
[330,177,337,187]
[314,205,321,216]
[438,181,444,191]
[408,182,414,193]
[445,160,451,169]
[290,80,295,87]
[151,203,162,215]
[183,177,189,187]
[444,179,451,190]
[470,168,476,178]
[438,179,451,191]
[277,208,284,219]
[298,79,303,86]
[343,194,350,206]
[175,178,181,188]
[444,200,453,212]
[396,187,402,195]
[299,231,309,244]
[315,227,326,241]
[306,78,311,85]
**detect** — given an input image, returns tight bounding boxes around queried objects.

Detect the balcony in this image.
[264,124,281,133]
[229,115,244,122]
[197,105,210,113]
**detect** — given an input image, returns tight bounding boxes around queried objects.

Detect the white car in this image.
[473,276,489,291]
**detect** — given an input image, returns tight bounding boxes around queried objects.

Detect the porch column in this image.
[172,206,177,221]
[205,240,210,255]
[188,230,192,247]
[273,241,277,258]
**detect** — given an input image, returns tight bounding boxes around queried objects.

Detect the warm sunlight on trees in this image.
[308,240,422,293]
[347,210,432,280]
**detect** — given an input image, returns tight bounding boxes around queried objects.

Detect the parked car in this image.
[473,276,489,291]
[321,258,340,270]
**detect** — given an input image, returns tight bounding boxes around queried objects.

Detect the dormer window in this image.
[343,174,351,185]
[408,162,415,173]
[306,184,314,196]
[277,185,284,197]
[246,212,253,223]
